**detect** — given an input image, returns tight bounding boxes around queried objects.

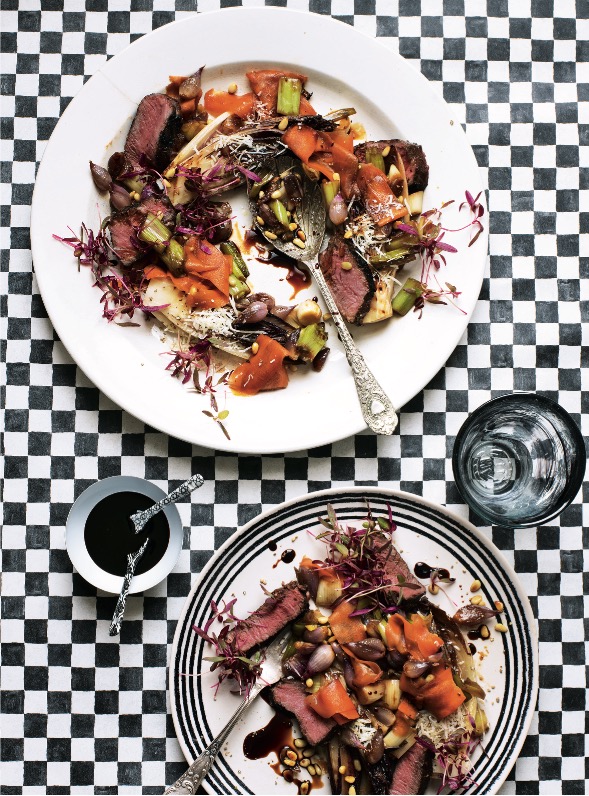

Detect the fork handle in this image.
[108,539,149,637]
[131,474,204,534]
[309,260,398,435]
[164,680,263,794]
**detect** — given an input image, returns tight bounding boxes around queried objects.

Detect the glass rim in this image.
[452,391,586,528]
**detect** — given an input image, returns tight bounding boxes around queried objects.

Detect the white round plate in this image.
[66,475,183,594]
[170,488,537,795]
[31,8,487,454]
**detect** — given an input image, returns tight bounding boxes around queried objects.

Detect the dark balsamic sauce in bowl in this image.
[84,491,170,577]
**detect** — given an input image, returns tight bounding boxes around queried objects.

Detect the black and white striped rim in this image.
[169,488,538,795]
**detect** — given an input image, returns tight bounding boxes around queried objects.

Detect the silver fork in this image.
[164,629,291,794]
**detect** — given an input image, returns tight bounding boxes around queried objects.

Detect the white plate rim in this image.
[31,8,488,454]
[168,486,538,795]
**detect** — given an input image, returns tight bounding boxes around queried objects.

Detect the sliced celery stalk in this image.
[276,77,302,116]
[369,247,412,264]
[366,147,386,173]
[220,241,249,278]
[391,277,424,316]
[321,179,340,210]
[139,213,185,276]
[296,322,327,362]
[270,198,290,228]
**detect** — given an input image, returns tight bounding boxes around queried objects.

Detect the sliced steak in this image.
[269,679,336,746]
[141,194,175,226]
[108,205,148,266]
[108,195,174,266]
[318,235,375,325]
[225,581,307,655]
[368,756,396,795]
[355,140,429,193]
[124,93,182,172]
[389,743,433,795]
[375,538,426,603]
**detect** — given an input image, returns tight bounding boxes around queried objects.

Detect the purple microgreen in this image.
[193,598,262,697]
[415,730,481,794]
[313,503,408,612]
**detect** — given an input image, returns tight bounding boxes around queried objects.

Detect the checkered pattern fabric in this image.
[2,0,587,793]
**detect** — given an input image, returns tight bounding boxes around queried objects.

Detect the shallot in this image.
[305,644,335,675]
[328,193,348,225]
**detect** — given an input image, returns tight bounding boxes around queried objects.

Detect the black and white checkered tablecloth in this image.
[1,1,587,793]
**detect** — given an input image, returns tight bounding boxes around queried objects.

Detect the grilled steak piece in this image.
[225,581,307,654]
[375,537,426,603]
[355,140,429,193]
[318,235,375,325]
[124,93,182,172]
[108,205,148,266]
[389,743,433,795]
[108,195,175,266]
[269,679,336,746]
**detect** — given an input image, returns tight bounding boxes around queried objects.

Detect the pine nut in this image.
[271,189,283,200]
[300,758,310,768]
[294,739,306,748]
[494,600,504,612]
[293,238,306,249]
[297,229,306,241]
[256,216,265,226]
[265,231,278,240]
[300,783,309,795]
[495,623,508,633]
[307,765,316,776]
[349,787,357,796]
[314,763,323,775]
[341,261,352,271]
[227,82,237,94]
[305,624,317,632]
[480,624,490,639]
[317,615,329,625]
[345,776,356,784]
[251,342,259,354]
[470,580,481,593]
[428,583,439,595]
[287,750,297,761]
[470,595,482,605]
[338,765,346,775]
[305,678,314,688]
[284,758,296,767]
[382,145,391,157]
[353,759,362,772]
[278,117,289,131]
[288,222,298,231]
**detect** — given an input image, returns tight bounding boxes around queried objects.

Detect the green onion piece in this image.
[392,277,424,316]
[229,283,250,299]
[139,213,185,276]
[248,170,274,199]
[270,198,290,228]
[369,247,412,264]
[321,179,339,210]
[220,241,249,278]
[296,323,327,362]
[366,147,386,173]
[276,77,302,116]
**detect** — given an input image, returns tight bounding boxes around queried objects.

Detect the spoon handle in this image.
[108,538,149,637]
[130,474,204,534]
[310,260,398,435]
[163,681,264,794]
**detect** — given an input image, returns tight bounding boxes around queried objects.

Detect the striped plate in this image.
[170,488,538,795]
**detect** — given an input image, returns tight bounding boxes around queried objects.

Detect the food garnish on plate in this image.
[55,67,484,436]
[194,504,503,794]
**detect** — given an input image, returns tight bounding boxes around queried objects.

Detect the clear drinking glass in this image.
[452,393,586,527]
